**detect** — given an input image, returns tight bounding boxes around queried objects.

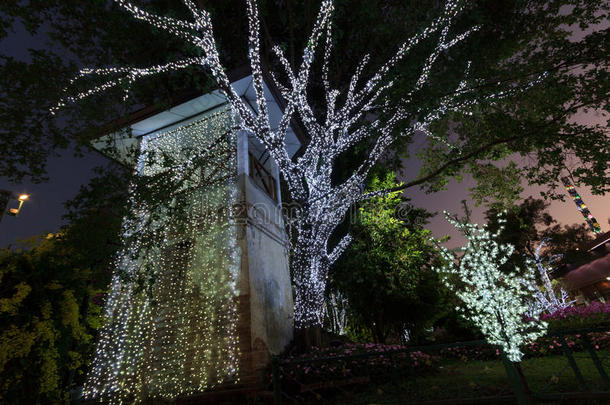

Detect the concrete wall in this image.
[235,173,294,382]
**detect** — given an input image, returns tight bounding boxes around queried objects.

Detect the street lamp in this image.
[7,194,29,216]
[1,190,29,221]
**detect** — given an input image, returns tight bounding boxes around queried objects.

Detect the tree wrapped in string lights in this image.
[434,212,547,362]
[522,239,574,318]
[54,0,544,328]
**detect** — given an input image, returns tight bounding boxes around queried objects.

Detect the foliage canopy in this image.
[330,172,448,344]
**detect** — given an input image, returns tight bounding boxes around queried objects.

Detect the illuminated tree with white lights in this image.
[522,239,574,317]
[435,212,547,362]
[54,0,545,328]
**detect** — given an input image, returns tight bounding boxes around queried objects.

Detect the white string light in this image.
[521,239,574,317]
[83,110,241,402]
[54,0,545,331]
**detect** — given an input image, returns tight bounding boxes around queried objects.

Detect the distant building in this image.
[560,231,610,302]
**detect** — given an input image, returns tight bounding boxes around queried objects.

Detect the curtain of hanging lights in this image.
[84,108,241,403]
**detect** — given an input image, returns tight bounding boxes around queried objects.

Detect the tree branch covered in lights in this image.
[522,239,574,318]
[54,0,542,328]
[434,212,547,362]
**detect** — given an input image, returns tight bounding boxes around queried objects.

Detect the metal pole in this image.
[558,333,587,391]
[272,355,281,405]
[582,333,610,389]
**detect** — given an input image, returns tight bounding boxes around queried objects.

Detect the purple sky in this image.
[398,106,610,248]
[400,166,609,248]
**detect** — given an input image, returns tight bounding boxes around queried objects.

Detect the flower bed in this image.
[542,300,610,330]
[418,301,610,362]
[438,345,499,361]
[438,332,610,361]
[276,343,437,387]
[275,329,610,385]
[272,303,610,390]
[524,332,610,357]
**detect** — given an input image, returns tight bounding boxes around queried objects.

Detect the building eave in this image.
[92,66,306,167]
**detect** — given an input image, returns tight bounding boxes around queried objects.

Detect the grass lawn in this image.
[289,350,610,404]
[521,350,609,393]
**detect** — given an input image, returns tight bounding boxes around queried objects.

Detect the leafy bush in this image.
[330,172,448,344]
[0,236,104,402]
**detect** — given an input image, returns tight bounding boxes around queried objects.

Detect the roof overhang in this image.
[93,68,304,167]
[587,231,610,252]
[563,253,610,290]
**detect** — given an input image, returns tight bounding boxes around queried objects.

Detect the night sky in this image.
[1,12,608,249]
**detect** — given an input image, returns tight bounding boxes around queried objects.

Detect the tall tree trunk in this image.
[290,210,350,345]
[292,235,328,350]
[292,227,329,329]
